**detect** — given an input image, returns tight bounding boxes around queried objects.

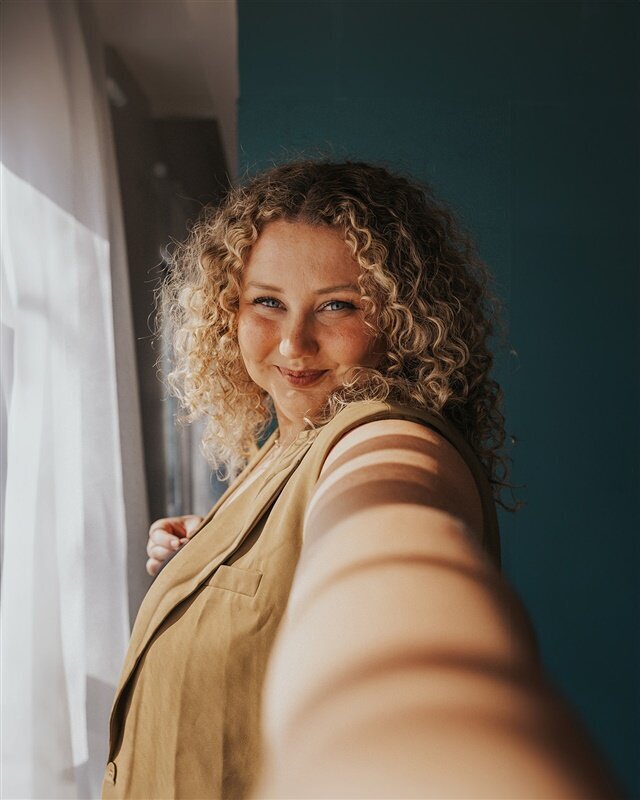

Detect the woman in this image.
[104,161,619,799]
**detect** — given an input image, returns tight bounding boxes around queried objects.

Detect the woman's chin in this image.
[271,389,331,427]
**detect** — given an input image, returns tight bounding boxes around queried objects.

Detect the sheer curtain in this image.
[0,2,148,797]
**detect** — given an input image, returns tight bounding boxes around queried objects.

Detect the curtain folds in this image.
[0,2,147,797]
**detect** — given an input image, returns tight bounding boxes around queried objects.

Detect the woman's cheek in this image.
[330,319,380,364]
[238,311,278,359]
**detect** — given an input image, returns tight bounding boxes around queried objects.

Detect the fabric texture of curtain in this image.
[0,1,148,797]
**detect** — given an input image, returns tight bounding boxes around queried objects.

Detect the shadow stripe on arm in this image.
[317,432,444,483]
[306,467,479,546]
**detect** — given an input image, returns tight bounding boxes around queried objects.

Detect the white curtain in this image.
[0,2,147,797]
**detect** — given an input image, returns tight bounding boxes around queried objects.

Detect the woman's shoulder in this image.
[321,415,448,475]
[318,399,446,434]
[304,400,500,566]
[315,400,474,479]
[313,413,485,545]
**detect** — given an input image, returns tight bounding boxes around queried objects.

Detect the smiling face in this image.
[237,220,381,445]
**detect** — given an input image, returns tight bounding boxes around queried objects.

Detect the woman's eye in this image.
[321,300,355,312]
[253,296,281,309]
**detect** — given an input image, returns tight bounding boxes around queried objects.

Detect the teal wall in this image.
[238,2,639,794]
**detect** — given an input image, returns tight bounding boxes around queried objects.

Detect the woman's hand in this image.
[145,515,204,577]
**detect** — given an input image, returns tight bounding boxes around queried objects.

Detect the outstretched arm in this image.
[255,419,620,799]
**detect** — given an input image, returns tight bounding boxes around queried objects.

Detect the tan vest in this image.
[102,401,500,799]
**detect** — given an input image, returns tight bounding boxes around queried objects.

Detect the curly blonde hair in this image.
[161,160,513,507]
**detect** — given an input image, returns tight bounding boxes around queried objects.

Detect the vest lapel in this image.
[109,432,317,749]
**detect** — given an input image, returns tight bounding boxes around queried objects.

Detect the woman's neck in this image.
[275,417,306,450]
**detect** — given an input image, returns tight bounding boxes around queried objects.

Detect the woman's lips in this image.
[276,367,328,387]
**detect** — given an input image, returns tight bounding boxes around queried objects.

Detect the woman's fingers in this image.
[148,525,183,555]
[184,515,204,538]
[149,515,203,540]
[147,543,177,562]
[146,557,164,577]
[145,515,205,576]
[149,517,188,538]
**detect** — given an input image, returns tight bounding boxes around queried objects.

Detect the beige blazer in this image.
[101,401,500,799]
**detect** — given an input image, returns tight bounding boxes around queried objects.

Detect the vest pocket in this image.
[205,564,263,597]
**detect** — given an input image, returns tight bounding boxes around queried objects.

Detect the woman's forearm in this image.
[256,504,620,799]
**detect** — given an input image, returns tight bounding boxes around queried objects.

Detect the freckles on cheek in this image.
[238,314,275,358]
[331,323,378,362]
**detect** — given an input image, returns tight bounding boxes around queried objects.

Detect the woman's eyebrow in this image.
[315,284,360,294]
[246,282,282,291]
[246,281,359,294]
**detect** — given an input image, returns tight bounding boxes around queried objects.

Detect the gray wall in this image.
[106,48,230,615]
[238,1,639,794]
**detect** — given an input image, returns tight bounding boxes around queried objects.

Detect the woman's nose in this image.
[278,315,319,360]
